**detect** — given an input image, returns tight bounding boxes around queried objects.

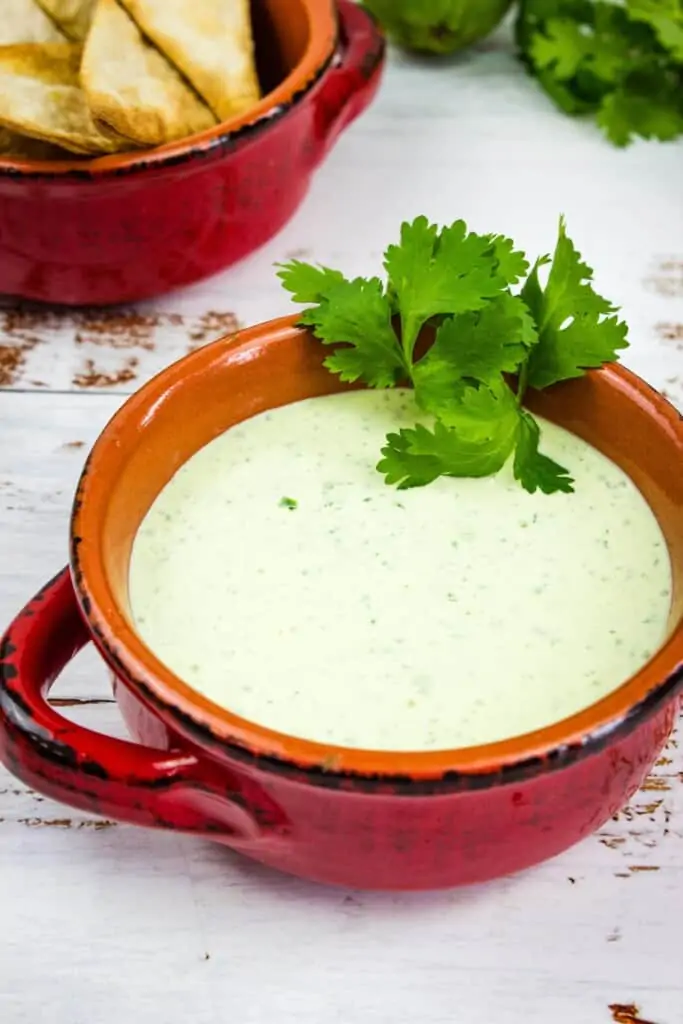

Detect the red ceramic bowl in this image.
[1,316,682,890]
[0,1,384,308]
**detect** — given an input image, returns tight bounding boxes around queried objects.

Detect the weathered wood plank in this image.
[0,710,681,1024]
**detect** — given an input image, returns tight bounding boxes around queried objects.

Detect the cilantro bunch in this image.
[517,0,683,145]
[278,216,628,496]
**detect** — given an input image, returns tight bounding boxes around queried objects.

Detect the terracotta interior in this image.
[71,318,683,772]
[251,0,314,95]
[526,375,683,630]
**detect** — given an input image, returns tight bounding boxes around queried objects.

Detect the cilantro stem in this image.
[401,315,422,368]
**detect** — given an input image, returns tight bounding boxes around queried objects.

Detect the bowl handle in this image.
[314,0,386,159]
[0,569,285,840]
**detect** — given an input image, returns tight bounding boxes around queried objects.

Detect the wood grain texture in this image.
[0,708,681,1024]
[1,23,682,1024]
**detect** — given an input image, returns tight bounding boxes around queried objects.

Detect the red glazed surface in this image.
[0,1,384,307]
[1,317,682,890]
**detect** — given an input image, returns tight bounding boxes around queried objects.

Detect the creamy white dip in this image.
[129,390,672,751]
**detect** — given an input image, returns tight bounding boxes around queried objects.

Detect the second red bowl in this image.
[0,0,385,307]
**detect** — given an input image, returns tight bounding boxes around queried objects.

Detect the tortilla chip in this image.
[0,43,134,154]
[83,0,216,147]
[118,0,261,121]
[0,124,72,159]
[2,0,67,45]
[35,0,96,41]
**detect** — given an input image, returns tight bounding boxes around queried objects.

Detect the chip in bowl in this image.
[83,0,216,147]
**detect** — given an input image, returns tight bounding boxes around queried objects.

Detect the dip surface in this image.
[129,390,672,751]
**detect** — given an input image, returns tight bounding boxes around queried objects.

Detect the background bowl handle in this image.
[314,0,386,159]
[0,569,284,840]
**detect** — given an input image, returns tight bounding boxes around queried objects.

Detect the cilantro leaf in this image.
[524,217,628,389]
[514,411,575,494]
[379,381,520,489]
[534,68,596,114]
[411,295,537,421]
[532,216,614,323]
[597,76,683,146]
[628,0,683,62]
[379,420,515,490]
[299,277,406,388]
[530,17,589,79]
[384,217,520,361]
[529,10,638,86]
[529,312,629,388]
[277,260,345,303]
[485,235,531,285]
[519,254,552,325]
[415,374,520,435]
[383,215,438,303]
[496,291,540,348]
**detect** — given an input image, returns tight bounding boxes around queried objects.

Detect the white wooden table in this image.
[1,24,682,1024]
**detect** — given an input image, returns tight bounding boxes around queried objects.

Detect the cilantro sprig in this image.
[516,0,683,146]
[277,215,628,496]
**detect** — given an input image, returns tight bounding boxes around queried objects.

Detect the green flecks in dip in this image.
[129,390,672,752]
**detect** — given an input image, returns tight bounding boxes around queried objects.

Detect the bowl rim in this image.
[70,315,683,792]
[0,0,339,181]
